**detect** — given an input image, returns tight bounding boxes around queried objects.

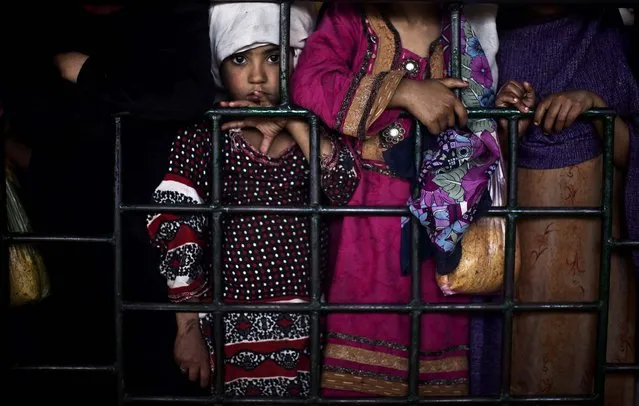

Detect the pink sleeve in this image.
[291,3,405,139]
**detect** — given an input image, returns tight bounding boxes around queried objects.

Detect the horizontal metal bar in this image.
[609,240,639,248]
[4,234,114,244]
[606,363,639,373]
[123,394,596,404]
[124,204,602,217]
[122,301,599,313]
[115,106,619,120]
[466,107,616,119]
[513,302,600,312]
[124,204,409,216]
[206,108,310,117]
[124,396,300,404]
[170,107,618,121]
[11,364,116,372]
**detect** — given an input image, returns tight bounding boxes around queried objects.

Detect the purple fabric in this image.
[403,129,499,276]
[469,295,503,396]
[496,9,639,169]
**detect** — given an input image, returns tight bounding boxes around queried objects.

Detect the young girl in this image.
[495,6,639,404]
[147,2,358,397]
[291,2,500,397]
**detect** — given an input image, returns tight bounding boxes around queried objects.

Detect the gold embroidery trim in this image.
[342,5,402,141]
[430,43,446,80]
[322,371,469,397]
[324,344,468,374]
[342,76,376,137]
[360,137,385,162]
[361,6,405,160]
[366,70,406,129]
[365,5,396,75]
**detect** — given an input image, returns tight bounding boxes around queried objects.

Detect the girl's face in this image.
[221,44,283,105]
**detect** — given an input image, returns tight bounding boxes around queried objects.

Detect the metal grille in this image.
[4,1,639,405]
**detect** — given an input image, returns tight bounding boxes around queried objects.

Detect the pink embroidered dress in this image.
[291,3,470,397]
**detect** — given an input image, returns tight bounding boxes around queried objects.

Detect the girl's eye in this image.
[231,55,247,65]
[267,54,280,64]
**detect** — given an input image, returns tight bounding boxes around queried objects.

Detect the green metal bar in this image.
[499,118,519,404]
[308,115,322,402]
[279,1,291,106]
[609,240,639,248]
[209,115,225,401]
[122,393,597,404]
[593,116,615,405]
[120,204,604,217]
[407,122,423,400]
[201,107,617,119]
[606,363,639,373]
[120,301,601,314]
[466,108,616,119]
[114,116,125,406]
[449,3,462,99]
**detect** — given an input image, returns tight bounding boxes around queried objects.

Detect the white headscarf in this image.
[209,2,316,89]
[465,4,499,93]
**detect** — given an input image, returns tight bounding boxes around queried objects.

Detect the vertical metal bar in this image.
[210,115,225,402]
[1,113,8,373]
[449,3,462,98]
[309,115,321,401]
[113,116,125,406]
[506,119,518,208]
[500,118,519,403]
[408,122,423,399]
[279,1,291,107]
[594,116,615,405]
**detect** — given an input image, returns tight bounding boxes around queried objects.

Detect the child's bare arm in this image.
[286,120,360,205]
[285,120,335,162]
[175,298,210,389]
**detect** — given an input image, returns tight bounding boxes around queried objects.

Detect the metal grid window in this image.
[4,1,639,405]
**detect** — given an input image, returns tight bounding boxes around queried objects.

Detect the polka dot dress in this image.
[147,122,359,397]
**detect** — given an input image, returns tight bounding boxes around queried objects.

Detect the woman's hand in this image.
[392,77,469,135]
[174,312,211,388]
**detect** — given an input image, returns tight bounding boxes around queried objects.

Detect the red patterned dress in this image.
[147,122,358,397]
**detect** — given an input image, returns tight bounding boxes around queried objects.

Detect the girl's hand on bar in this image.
[534,90,605,134]
[220,97,286,154]
[496,80,536,136]
[536,90,632,170]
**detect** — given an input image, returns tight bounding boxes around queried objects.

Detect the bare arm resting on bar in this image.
[220,97,361,205]
[496,80,630,168]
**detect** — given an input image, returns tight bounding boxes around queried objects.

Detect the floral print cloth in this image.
[399,12,500,276]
